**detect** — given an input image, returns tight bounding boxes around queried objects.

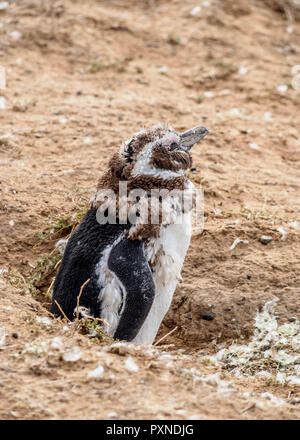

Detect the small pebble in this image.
[190,6,201,16]
[225,307,231,312]
[0,2,9,10]
[88,364,104,380]
[247,274,252,280]
[277,227,287,240]
[203,91,214,98]
[59,117,68,124]
[108,411,118,418]
[10,31,22,40]
[260,343,271,351]
[238,66,248,75]
[260,235,272,245]
[264,112,273,121]
[12,333,18,339]
[277,84,288,93]
[0,97,6,110]
[248,142,260,150]
[124,356,139,372]
[158,66,168,74]
[289,317,296,323]
[201,312,216,321]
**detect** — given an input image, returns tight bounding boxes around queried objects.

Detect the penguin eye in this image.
[125,140,135,162]
[169,142,178,151]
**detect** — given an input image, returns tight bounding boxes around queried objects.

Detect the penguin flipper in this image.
[107,237,155,342]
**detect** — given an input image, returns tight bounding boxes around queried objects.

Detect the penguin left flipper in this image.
[108,237,155,342]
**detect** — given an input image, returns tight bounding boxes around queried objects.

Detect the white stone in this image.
[203,91,214,98]
[0,2,8,10]
[248,142,260,150]
[277,84,288,93]
[62,346,82,362]
[9,31,22,40]
[124,356,139,372]
[88,364,104,380]
[0,97,6,109]
[238,67,248,75]
[190,6,201,16]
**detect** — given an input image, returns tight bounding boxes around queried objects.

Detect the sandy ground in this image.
[0,0,300,419]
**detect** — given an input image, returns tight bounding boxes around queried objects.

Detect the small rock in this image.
[59,117,68,124]
[158,66,168,74]
[260,235,273,245]
[0,326,6,348]
[238,67,248,75]
[247,274,252,280]
[248,142,260,150]
[0,97,6,110]
[9,31,22,40]
[62,346,82,362]
[36,316,52,328]
[203,91,214,98]
[277,84,288,93]
[125,356,139,372]
[12,333,18,339]
[190,6,201,16]
[108,411,118,418]
[260,343,271,351]
[88,364,104,380]
[289,317,296,323]
[277,227,287,240]
[0,2,8,10]
[51,337,64,349]
[201,312,216,321]
[264,112,273,121]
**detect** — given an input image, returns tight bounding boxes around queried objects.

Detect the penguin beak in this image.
[180,126,208,150]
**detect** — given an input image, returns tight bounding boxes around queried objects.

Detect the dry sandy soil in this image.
[0,0,300,420]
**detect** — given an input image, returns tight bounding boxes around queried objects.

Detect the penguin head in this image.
[120,124,208,178]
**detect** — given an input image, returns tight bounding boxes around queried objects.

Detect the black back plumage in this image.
[51,208,128,320]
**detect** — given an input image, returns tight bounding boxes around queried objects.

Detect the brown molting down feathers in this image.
[150,145,192,172]
[91,124,208,240]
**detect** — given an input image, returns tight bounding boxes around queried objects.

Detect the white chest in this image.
[132,211,192,344]
[97,210,193,345]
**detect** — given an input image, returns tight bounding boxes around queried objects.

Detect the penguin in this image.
[51,124,208,344]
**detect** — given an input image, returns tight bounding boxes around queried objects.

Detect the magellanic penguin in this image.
[51,124,208,344]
